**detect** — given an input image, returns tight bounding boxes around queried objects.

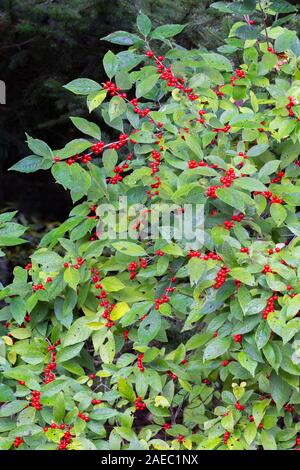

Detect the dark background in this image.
[1,0,300,222]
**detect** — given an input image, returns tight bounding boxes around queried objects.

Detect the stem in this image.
[258,0,270,46]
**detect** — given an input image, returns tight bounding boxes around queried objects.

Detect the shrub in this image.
[1,1,300,451]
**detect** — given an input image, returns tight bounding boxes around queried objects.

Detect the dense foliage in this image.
[2,0,300,451]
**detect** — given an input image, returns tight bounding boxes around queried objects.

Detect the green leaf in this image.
[237,351,257,376]
[103,149,118,176]
[137,14,152,36]
[203,337,231,361]
[246,144,269,157]
[270,203,287,227]
[64,78,100,95]
[151,24,186,39]
[136,74,159,98]
[215,187,245,212]
[187,258,207,285]
[117,377,136,402]
[101,31,141,45]
[108,96,127,120]
[269,372,291,410]
[260,430,277,450]
[87,89,107,113]
[112,241,147,257]
[0,401,27,417]
[201,52,233,71]
[230,268,255,286]
[103,51,119,79]
[64,267,80,290]
[64,318,91,347]
[101,277,125,292]
[138,310,161,345]
[70,117,101,140]
[9,155,43,173]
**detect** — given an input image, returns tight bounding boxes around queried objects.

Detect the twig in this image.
[258,0,270,46]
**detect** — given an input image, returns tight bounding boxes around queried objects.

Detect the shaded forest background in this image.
[1,0,300,223]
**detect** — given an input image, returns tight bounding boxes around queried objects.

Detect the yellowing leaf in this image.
[110,302,130,320]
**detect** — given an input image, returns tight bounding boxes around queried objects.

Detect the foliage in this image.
[1,0,300,451]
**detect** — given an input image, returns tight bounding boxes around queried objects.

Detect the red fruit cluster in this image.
[235,401,245,411]
[109,161,129,183]
[270,195,284,204]
[25,262,32,271]
[108,133,129,151]
[213,123,231,134]
[249,415,263,429]
[286,95,296,118]
[135,396,146,411]
[32,283,45,292]
[284,403,294,413]
[130,98,151,118]
[163,422,172,430]
[167,371,177,380]
[295,437,300,448]
[270,170,285,183]
[211,85,225,97]
[66,153,92,166]
[262,264,272,274]
[78,412,90,422]
[213,265,230,289]
[233,334,243,343]
[92,141,105,155]
[137,353,145,372]
[221,360,230,367]
[31,390,42,410]
[262,294,278,319]
[91,399,102,405]
[177,435,184,443]
[220,168,236,186]
[240,247,249,254]
[223,431,231,445]
[14,436,24,448]
[44,338,60,383]
[58,429,73,450]
[103,81,124,97]
[123,330,129,341]
[128,258,147,280]
[154,293,170,310]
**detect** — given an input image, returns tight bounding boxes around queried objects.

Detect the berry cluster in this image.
[163,422,172,431]
[262,294,278,319]
[233,334,243,343]
[91,399,102,405]
[262,264,272,274]
[154,293,170,310]
[137,353,145,372]
[32,283,45,292]
[270,170,285,184]
[286,95,296,118]
[230,68,246,86]
[213,265,230,289]
[31,390,42,410]
[135,396,146,411]
[108,154,132,185]
[128,258,147,280]
[223,431,231,445]
[78,412,90,422]
[235,401,245,411]
[58,429,73,450]
[14,436,24,448]
[167,370,177,380]
[249,415,263,429]
[44,338,60,383]
[103,81,126,98]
